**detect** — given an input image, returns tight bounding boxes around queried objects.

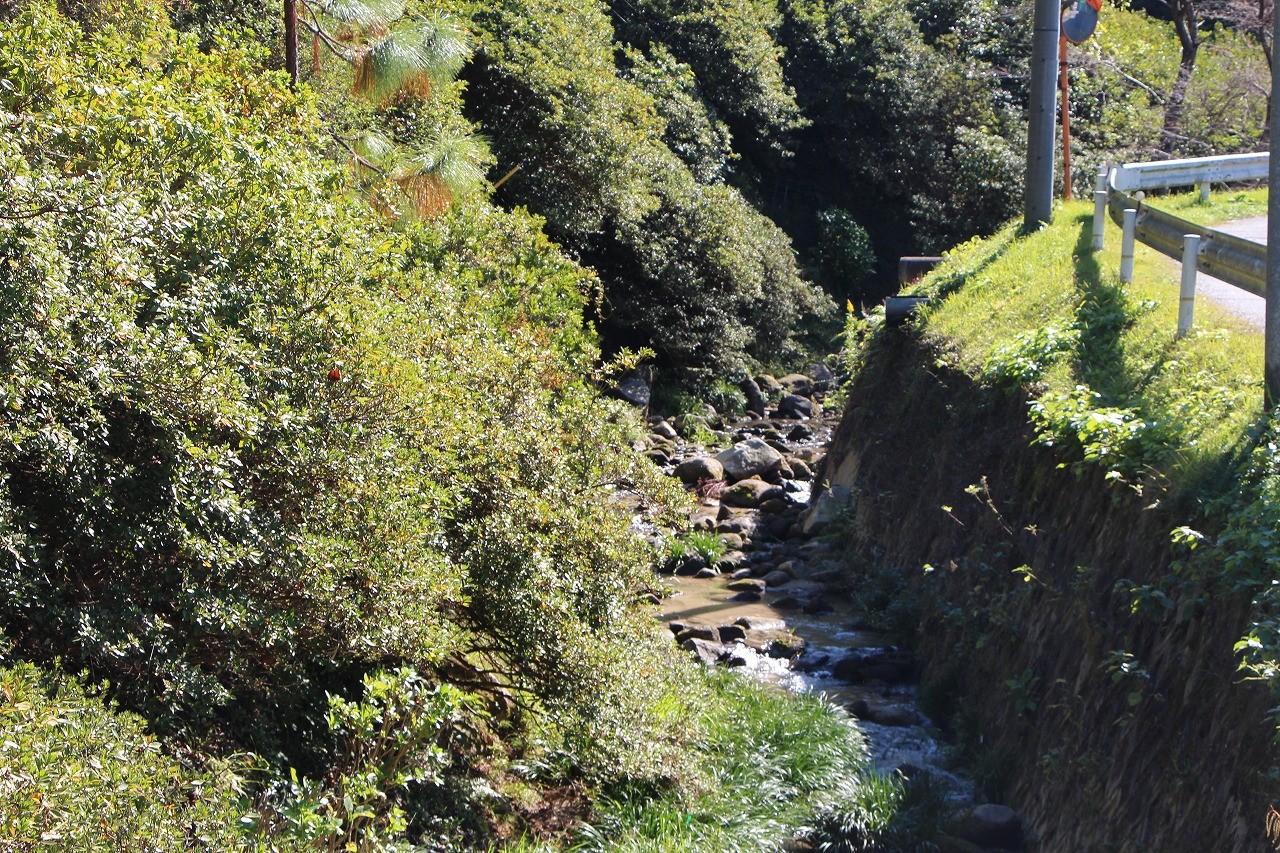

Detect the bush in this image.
[0,0,694,807]
[0,660,265,849]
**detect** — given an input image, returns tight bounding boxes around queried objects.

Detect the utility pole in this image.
[1268,0,1280,407]
[1024,0,1060,229]
[1059,36,1072,200]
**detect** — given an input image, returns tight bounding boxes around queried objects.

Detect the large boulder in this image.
[801,485,852,534]
[777,394,815,419]
[740,376,767,417]
[674,456,725,484]
[722,478,777,508]
[804,363,836,392]
[778,373,814,397]
[612,376,651,408]
[754,374,783,396]
[715,438,783,482]
[953,804,1024,849]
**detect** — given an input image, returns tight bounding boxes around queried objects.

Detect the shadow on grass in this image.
[1066,214,1262,499]
[1069,213,1138,403]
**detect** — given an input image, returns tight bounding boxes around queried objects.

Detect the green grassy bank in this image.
[822,197,1280,848]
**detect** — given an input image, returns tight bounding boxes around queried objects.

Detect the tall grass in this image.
[570,673,875,851]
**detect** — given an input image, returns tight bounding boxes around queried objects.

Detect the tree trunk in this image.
[284,0,299,88]
[1161,0,1200,155]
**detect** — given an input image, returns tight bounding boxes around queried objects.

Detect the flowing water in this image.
[638,395,978,801]
[658,573,974,801]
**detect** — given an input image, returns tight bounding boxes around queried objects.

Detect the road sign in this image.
[1062,0,1100,44]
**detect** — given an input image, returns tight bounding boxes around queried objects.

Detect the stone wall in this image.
[818,328,1276,851]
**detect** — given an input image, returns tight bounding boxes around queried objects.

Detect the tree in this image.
[1162,0,1203,153]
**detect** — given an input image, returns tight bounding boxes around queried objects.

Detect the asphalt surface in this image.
[1185,216,1266,329]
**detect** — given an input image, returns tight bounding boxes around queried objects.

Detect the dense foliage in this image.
[0,4,707,845]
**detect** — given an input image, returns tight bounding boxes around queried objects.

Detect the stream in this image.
[636,383,976,805]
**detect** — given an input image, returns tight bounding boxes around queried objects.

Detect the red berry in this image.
[327,368,342,383]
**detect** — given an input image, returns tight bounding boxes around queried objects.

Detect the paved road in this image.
[1187,216,1265,329]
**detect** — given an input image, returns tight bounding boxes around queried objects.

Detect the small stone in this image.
[674,554,709,576]
[716,551,748,571]
[863,703,925,727]
[675,626,719,644]
[787,424,813,441]
[695,567,718,579]
[733,616,787,632]
[689,507,718,529]
[729,567,754,580]
[727,578,767,594]
[727,590,762,602]
[716,624,747,643]
[683,637,730,666]
[646,450,670,464]
[761,570,792,587]
[789,459,814,481]
[719,532,744,550]
[716,517,756,536]
[743,630,806,660]
[771,595,804,610]
[652,420,678,440]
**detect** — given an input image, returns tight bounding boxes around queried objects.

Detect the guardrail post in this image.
[1120,208,1137,283]
[1095,166,1107,194]
[1198,181,1210,203]
[1177,234,1200,338]
[1092,190,1107,251]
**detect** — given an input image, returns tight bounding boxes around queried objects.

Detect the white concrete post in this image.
[1177,234,1200,338]
[1092,190,1107,251]
[1095,166,1107,194]
[1198,181,1210,203]
[1120,208,1137,283]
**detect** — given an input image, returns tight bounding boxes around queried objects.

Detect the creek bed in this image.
[660,570,974,802]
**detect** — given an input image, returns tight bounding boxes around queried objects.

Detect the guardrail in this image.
[1105,153,1268,297]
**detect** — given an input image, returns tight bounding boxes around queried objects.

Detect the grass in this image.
[1150,186,1268,225]
[569,672,884,852]
[906,199,1263,492]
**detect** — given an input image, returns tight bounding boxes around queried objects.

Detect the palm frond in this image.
[393,132,489,217]
[351,130,397,165]
[350,14,471,101]
[311,0,403,29]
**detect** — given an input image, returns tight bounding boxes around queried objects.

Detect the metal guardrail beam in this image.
[1107,154,1268,297]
